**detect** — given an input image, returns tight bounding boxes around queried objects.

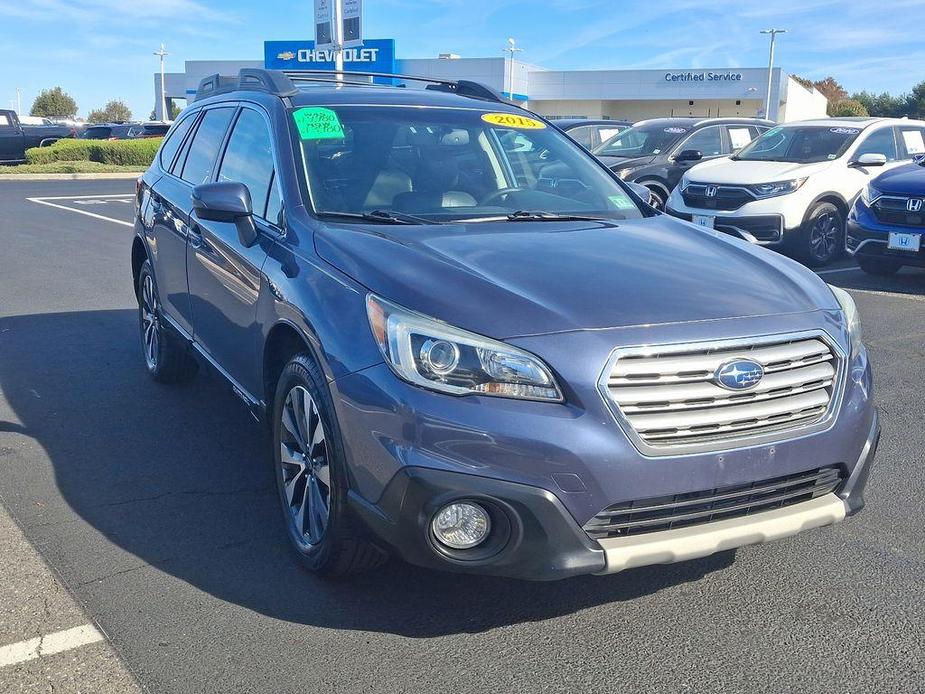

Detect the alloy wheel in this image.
[141,274,159,370]
[809,212,840,262]
[279,385,331,546]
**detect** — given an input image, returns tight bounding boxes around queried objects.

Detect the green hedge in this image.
[0,162,144,174]
[25,137,162,166]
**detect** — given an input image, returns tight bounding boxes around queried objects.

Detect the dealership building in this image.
[155,39,827,123]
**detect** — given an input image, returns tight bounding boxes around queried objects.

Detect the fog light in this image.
[432,502,490,549]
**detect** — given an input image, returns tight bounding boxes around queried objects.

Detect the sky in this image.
[0,0,923,120]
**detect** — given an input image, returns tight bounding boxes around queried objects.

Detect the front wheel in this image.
[798,202,844,267]
[272,353,387,577]
[642,185,666,210]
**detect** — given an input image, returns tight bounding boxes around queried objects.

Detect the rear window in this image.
[82,127,112,139]
[158,114,196,170]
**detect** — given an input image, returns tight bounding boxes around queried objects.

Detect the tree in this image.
[830,99,869,117]
[852,90,906,118]
[30,87,78,118]
[812,77,848,115]
[87,100,132,123]
[904,80,925,119]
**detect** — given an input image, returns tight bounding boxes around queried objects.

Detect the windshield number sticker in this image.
[664,127,688,134]
[481,113,546,129]
[830,127,860,135]
[293,107,345,140]
[609,194,635,209]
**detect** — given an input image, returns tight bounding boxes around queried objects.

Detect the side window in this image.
[597,126,624,142]
[265,172,283,227]
[898,127,925,157]
[0,113,11,127]
[566,125,594,149]
[679,126,724,156]
[727,126,754,151]
[180,107,234,185]
[217,109,275,219]
[854,128,898,161]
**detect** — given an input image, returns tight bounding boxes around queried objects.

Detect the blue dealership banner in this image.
[264,39,396,77]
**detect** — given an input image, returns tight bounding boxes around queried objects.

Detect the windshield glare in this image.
[735,125,861,163]
[593,123,689,158]
[292,105,643,223]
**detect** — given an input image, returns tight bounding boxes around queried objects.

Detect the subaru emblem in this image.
[705,185,718,198]
[714,359,764,390]
[907,198,923,212]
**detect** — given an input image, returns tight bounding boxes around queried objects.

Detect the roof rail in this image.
[280,69,504,103]
[194,69,299,102]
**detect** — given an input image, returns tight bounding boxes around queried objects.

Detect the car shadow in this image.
[0,309,733,638]
[832,264,925,295]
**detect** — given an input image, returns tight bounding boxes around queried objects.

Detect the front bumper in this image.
[847,200,925,267]
[330,313,878,581]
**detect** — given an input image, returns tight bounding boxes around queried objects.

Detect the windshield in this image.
[735,125,862,163]
[291,105,643,223]
[593,123,690,158]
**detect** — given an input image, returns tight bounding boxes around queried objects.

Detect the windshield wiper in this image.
[317,210,434,225]
[506,210,617,223]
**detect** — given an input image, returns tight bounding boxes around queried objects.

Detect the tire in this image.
[137,260,198,383]
[796,202,844,267]
[643,184,666,210]
[272,353,387,577]
[857,256,902,276]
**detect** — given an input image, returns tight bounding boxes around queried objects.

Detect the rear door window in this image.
[678,126,725,156]
[158,113,197,171]
[898,127,925,157]
[854,127,899,161]
[217,108,275,219]
[180,107,234,185]
[566,125,594,149]
[727,126,754,151]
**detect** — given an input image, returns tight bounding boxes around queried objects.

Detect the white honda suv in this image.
[665,117,925,266]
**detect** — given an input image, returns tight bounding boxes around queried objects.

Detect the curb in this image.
[0,173,142,181]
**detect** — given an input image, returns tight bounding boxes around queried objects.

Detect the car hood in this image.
[687,157,832,185]
[314,215,838,339]
[873,161,925,194]
[597,155,656,172]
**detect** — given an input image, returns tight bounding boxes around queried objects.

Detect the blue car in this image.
[848,157,925,274]
[131,69,878,580]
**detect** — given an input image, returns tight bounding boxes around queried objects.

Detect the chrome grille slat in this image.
[583,466,844,539]
[601,334,843,453]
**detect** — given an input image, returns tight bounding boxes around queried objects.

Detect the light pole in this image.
[154,43,169,121]
[503,37,523,102]
[15,87,22,116]
[760,28,786,120]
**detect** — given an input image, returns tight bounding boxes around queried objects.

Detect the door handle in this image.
[187,223,203,249]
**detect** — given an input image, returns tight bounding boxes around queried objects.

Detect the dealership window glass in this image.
[180,107,234,185]
[735,125,861,163]
[292,105,644,222]
[678,126,724,156]
[853,127,898,161]
[593,123,689,158]
[218,109,275,219]
[565,125,594,149]
[899,128,925,156]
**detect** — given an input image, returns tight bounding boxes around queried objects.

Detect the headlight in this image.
[749,178,807,199]
[366,294,563,401]
[829,285,862,359]
[861,182,880,205]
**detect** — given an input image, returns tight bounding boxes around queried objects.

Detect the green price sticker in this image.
[608,194,634,210]
[292,107,345,140]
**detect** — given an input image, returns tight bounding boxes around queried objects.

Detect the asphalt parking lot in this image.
[1,178,923,694]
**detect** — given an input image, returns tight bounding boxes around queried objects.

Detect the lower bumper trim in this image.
[595,493,846,575]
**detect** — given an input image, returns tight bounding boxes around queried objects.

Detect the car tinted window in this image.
[265,172,283,227]
[180,107,234,185]
[727,126,754,150]
[158,114,196,171]
[898,127,925,157]
[736,125,861,163]
[594,123,688,157]
[597,126,625,142]
[566,125,594,149]
[854,127,898,161]
[217,109,275,219]
[680,126,724,156]
[82,126,111,139]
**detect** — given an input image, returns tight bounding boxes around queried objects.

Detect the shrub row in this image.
[25,137,162,166]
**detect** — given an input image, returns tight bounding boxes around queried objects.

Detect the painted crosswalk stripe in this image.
[0,624,104,669]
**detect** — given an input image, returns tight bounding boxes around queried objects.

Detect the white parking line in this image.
[816,266,861,275]
[27,195,133,228]
[0,624,104,669]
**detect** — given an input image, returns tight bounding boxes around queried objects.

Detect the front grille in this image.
[601,334,843,454]
[873,196,925,227]
[682,184,754,211]
[584,466,844,539]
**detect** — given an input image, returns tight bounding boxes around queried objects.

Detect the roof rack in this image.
[194,68,505,104]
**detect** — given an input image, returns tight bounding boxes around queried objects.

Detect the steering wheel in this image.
[480,187,529,206]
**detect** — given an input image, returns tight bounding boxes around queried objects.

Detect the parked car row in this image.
[80,122,171,140]
[0,108,76,163]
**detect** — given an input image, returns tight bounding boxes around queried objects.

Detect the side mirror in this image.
[675,149,703,162]
[852,153,887,167]
[626,181,653,205]
[191,182,258,247]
